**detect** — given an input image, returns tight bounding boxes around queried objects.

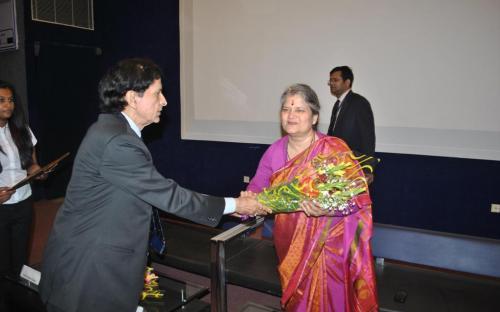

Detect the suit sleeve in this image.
[355,98,376,157]
[354,98,377,170]
[99,134,225,227]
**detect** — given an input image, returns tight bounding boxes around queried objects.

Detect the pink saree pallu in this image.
[271,137,378,312]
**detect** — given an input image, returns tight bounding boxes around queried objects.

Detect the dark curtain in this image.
[28,42,102,198]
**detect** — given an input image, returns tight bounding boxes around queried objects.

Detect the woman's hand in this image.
[299,200,328,217]
[28,163,41,175]
[0,187,15,204]
[240,190,257,198]
[28,163,53,181]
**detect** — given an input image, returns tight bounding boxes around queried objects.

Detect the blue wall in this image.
[371,153,500,238]
[24,0,500,239]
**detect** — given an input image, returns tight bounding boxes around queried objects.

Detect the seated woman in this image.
[247,84,378,311]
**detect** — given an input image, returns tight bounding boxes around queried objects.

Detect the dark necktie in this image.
[328,99,341,135]
[150,207,166,255]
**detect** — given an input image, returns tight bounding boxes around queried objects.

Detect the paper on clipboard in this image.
[9,152,70,191]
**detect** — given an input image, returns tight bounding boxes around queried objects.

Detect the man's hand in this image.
[235,191,272,216]
[365,173,374,185]
[0,187,15,204]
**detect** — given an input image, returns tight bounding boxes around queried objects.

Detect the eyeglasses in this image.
[0,97,15,104]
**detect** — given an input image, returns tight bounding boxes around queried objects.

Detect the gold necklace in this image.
[287,132,316,161]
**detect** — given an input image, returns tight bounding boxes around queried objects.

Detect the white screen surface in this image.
[180,0,500,160]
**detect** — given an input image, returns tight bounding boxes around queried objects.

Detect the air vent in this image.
[31,0,94,30]
[0,0,19,51]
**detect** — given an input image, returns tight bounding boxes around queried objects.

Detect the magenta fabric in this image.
[247,132,327,193]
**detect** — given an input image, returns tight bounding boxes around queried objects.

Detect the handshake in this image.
[234,191,272,217]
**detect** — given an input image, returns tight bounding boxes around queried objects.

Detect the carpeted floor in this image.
[28,198,64,268]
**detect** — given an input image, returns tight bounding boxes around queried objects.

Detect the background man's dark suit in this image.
[40,113,225,312]
[327,90,375,158]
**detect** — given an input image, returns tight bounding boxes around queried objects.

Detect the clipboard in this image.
[9,152,70,191]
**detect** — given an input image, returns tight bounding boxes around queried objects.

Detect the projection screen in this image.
[180,0,500,161]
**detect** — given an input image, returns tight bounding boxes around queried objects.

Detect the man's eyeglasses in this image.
[0,97,15,104]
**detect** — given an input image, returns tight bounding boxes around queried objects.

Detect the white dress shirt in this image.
[0,124,37,204]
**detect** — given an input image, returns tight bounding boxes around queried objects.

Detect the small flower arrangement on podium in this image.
[141,267,164,301]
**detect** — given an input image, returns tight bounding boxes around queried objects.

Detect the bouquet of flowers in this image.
[257,152,373,215]
[141,267,164,301]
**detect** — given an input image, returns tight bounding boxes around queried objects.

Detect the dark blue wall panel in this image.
[371,153,500,238]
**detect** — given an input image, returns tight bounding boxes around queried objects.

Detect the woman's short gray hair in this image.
[280,83,321,130]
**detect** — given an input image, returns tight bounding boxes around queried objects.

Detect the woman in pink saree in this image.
[248,84,378,311]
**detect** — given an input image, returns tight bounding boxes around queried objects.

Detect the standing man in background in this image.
[327,66,376,182]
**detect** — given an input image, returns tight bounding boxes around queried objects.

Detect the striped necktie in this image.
[328,99,341,135]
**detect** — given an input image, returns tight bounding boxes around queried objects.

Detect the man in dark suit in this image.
[327,66,376,181]
[39,59,268,312]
